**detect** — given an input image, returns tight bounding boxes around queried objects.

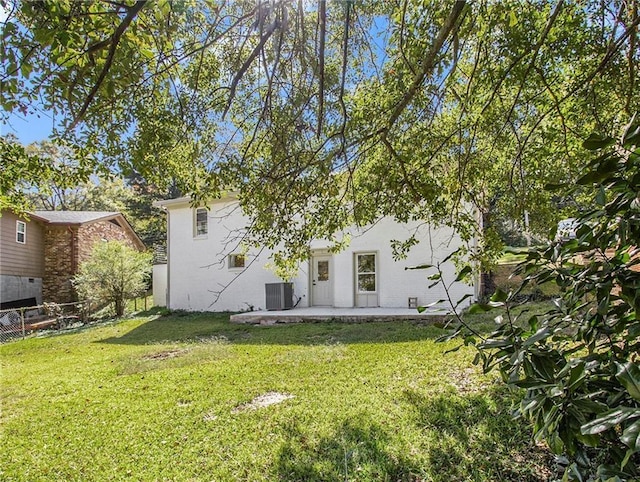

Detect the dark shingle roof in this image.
[31,211,120,224]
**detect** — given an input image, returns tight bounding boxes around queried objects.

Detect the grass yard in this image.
[1,311,553,481]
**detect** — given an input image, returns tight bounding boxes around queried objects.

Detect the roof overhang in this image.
[153,191,239,210]
[29,211,146,251]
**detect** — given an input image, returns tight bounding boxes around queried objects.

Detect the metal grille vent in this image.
[265,283,294,311]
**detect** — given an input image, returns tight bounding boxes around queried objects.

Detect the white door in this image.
[312,255,333,306]
[355,253,379,307]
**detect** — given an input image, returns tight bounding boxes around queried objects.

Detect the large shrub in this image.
[442,118,640,480]
[74,241,152,317]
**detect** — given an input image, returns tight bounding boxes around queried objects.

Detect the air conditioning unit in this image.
[265,282,294,311]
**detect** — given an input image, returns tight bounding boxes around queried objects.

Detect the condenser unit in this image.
[265,282,294,311]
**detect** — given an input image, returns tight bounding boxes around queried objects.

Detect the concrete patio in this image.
[229,306,451,325]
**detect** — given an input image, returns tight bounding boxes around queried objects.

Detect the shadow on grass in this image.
[276,414,419,481]
[98,312,447,346]
[401,388,555,481]
[275,387,554,482]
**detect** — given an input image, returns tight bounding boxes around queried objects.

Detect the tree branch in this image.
[68,0,147,131]
[316,0,326,137]
[380,1,466,136]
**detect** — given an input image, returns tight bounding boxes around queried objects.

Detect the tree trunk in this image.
[480,210,496,299]
[115,298,125,317]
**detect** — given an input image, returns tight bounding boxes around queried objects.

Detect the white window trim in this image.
[228,253,246,270]
[16,221,26,244]
[194,207,208,238]
[355,252,377,294]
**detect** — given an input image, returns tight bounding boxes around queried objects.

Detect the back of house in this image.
[154,196,477,313]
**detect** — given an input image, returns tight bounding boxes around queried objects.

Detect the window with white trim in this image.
[16,221,26,244]
[228,254,245,269]
[194,208,208,237]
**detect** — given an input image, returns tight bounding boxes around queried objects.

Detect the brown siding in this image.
[0,212,45,277]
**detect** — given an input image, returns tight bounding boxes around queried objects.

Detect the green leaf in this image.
[490,288,508,303]
[581,408,640,435]
[455,265,472,282]
[467,303,493,314]
[576,169,611,185]
[454,293,473,308]
[622,117,640,146]
[523,327,551,347]
[509,10,518,26]
[615,362,640,401]
[582,133,615,150]
[621,419,640,450]
[140,48,155,60]
[405,264,433,270]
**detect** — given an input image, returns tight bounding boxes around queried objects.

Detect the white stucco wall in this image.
[160,198,475,312]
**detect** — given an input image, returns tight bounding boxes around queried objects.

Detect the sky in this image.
[2,111,57,145]
[0,3,54,144]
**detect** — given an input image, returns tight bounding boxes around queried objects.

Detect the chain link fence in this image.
[0,301,85,344]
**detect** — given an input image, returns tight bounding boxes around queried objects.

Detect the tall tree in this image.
[1,1,638,265]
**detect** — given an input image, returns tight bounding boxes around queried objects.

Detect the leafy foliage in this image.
[444,119,640,479]
[0,135,92,213]
[73,240,151,317]
[1,1,638,268]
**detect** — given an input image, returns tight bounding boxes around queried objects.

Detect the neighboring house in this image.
[154,195,477,312]
[0,210,145,308]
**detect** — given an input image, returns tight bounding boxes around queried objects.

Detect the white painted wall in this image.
[160,198,475,312]
[152,264,167,307]
[309,218,473,311]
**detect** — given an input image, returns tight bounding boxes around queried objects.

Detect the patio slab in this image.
[229,307,450,325]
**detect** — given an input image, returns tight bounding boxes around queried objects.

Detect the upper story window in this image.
[194,207,208,237]
[16,221,26,244]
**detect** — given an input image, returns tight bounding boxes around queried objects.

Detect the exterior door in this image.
[355,252,379,307]
[311,255,332,306]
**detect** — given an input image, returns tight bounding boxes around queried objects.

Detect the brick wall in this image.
[42,226,76,303]
[77,220,138,265]
[43,220,140,304]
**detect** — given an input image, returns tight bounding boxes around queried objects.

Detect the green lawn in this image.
[1,312,552,481]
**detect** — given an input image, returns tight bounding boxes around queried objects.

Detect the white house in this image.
[153,195,477,312]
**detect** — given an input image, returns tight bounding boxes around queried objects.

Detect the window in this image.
[228,254,246,269]
[16,221,26,244]
[356,253,376,293]
[317,260,329,281]
[194,208,208,237]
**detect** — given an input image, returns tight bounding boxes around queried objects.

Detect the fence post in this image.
[20,308,25,340]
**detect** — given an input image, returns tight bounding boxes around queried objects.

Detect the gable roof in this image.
[29,211,146,250]
[31,211,120,224]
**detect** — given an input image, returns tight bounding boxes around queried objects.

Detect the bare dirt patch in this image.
[142,349,188,361]
[232,392,294,414]
[449,367,490,394]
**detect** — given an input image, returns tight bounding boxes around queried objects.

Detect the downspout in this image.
[166,208,170,309]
